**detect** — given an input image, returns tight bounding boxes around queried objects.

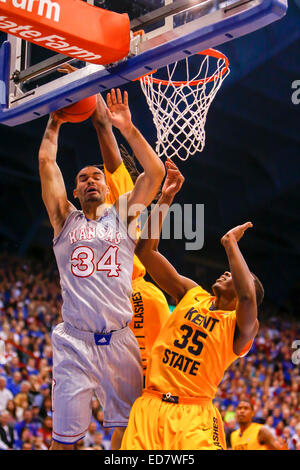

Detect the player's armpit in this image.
[233,316,259,356]
[135,247,198,303]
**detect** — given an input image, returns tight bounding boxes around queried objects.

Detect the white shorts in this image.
[51,322,143,445]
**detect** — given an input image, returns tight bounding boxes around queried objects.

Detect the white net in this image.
[139,49,230,161]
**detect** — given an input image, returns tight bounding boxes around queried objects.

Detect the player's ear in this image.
[73,188,78,199]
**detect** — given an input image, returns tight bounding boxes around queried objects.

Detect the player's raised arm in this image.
[38,113,75,237]
[220,223,259,355]
[91,93,123,173]
[105,89,165,214]
[136,160,198,303]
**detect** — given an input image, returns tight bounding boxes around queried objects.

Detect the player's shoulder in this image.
[104,161,128,178]
[177,284,211,308]
[252,422,264,432]
[53,208,82,244]
[231,428,239,438]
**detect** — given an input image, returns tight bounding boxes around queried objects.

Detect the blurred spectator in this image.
[21,441,33,450]
[33,435,48,450]
[15,426,35,450]
[0,410,15,449]
[38,396,52,420]
[14,408,39,441]
[83,421,98,448]
[92,431,105,450]
[102,428,114,450]
[6,399,18,424]
[37,415,52,448]
[7,371,23,396]
[13,381,31,420]
[32,383,50,408]
[0,377,13,413]
[291,422,300,450]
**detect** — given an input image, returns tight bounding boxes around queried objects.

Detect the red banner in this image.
[0,0,130,65]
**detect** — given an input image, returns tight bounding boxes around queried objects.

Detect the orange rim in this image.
[138,49,229,87]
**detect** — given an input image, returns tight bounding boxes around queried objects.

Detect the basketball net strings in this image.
[140,56,230,161]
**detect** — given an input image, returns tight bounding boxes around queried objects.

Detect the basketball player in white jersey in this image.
[38,88,165,450]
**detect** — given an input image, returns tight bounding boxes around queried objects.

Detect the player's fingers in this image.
[166,168,180,177]
[165,160,179,170]
[165,158,178,169]
[123,91,129,107]
[110,88,117,105]
[116,88,123,104]
[106,92,112,108]
[242,222,253,230]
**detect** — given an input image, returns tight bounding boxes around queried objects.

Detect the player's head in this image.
[235,400,254,425]
[211,271,264,308]
[73,165,108,207]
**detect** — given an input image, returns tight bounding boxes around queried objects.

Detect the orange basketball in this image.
[56,95,97,123]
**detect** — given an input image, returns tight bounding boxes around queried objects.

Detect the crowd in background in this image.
[0,251,299,450]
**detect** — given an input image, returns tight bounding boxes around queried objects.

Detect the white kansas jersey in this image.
[53,206,135,333]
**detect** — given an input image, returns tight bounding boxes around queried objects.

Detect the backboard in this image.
[0,0,288,126]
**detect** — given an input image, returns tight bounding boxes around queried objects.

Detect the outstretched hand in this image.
[105,89,132,135]
[221,222,253,246]
[161,159,185,199]
[49,111,65,126]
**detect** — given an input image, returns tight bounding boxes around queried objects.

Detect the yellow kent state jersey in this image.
[145,286,252,399]
[231,423,270,450]
[130,277,170,376]
[104,162,146,280]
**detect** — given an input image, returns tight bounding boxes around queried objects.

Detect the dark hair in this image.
[251,272,264,307]
[238,399,254,410]
[120,145,162,201]
[120,145,139,184]
[74,164,105,187]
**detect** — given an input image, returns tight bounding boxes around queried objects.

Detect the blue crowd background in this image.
[0,252,299,450]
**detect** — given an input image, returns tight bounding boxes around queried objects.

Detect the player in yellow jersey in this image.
[121,160,265,450]
[230,400,287,450]
[90,91,171,383]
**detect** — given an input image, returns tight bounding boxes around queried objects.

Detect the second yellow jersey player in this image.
[230,400,287,450]
[231,422,270,450]
[104,161,170,379]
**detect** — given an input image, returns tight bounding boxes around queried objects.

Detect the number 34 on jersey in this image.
[71,245,121,278]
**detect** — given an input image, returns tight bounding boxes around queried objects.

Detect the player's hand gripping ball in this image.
[55,95,97,123]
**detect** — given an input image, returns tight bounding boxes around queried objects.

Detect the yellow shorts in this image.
[121,389,226,450]
[129,278,170,378]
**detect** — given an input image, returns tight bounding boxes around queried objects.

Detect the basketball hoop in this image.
[138,49,230,161]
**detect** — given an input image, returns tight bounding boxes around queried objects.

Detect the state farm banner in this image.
[0,0,130,64]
